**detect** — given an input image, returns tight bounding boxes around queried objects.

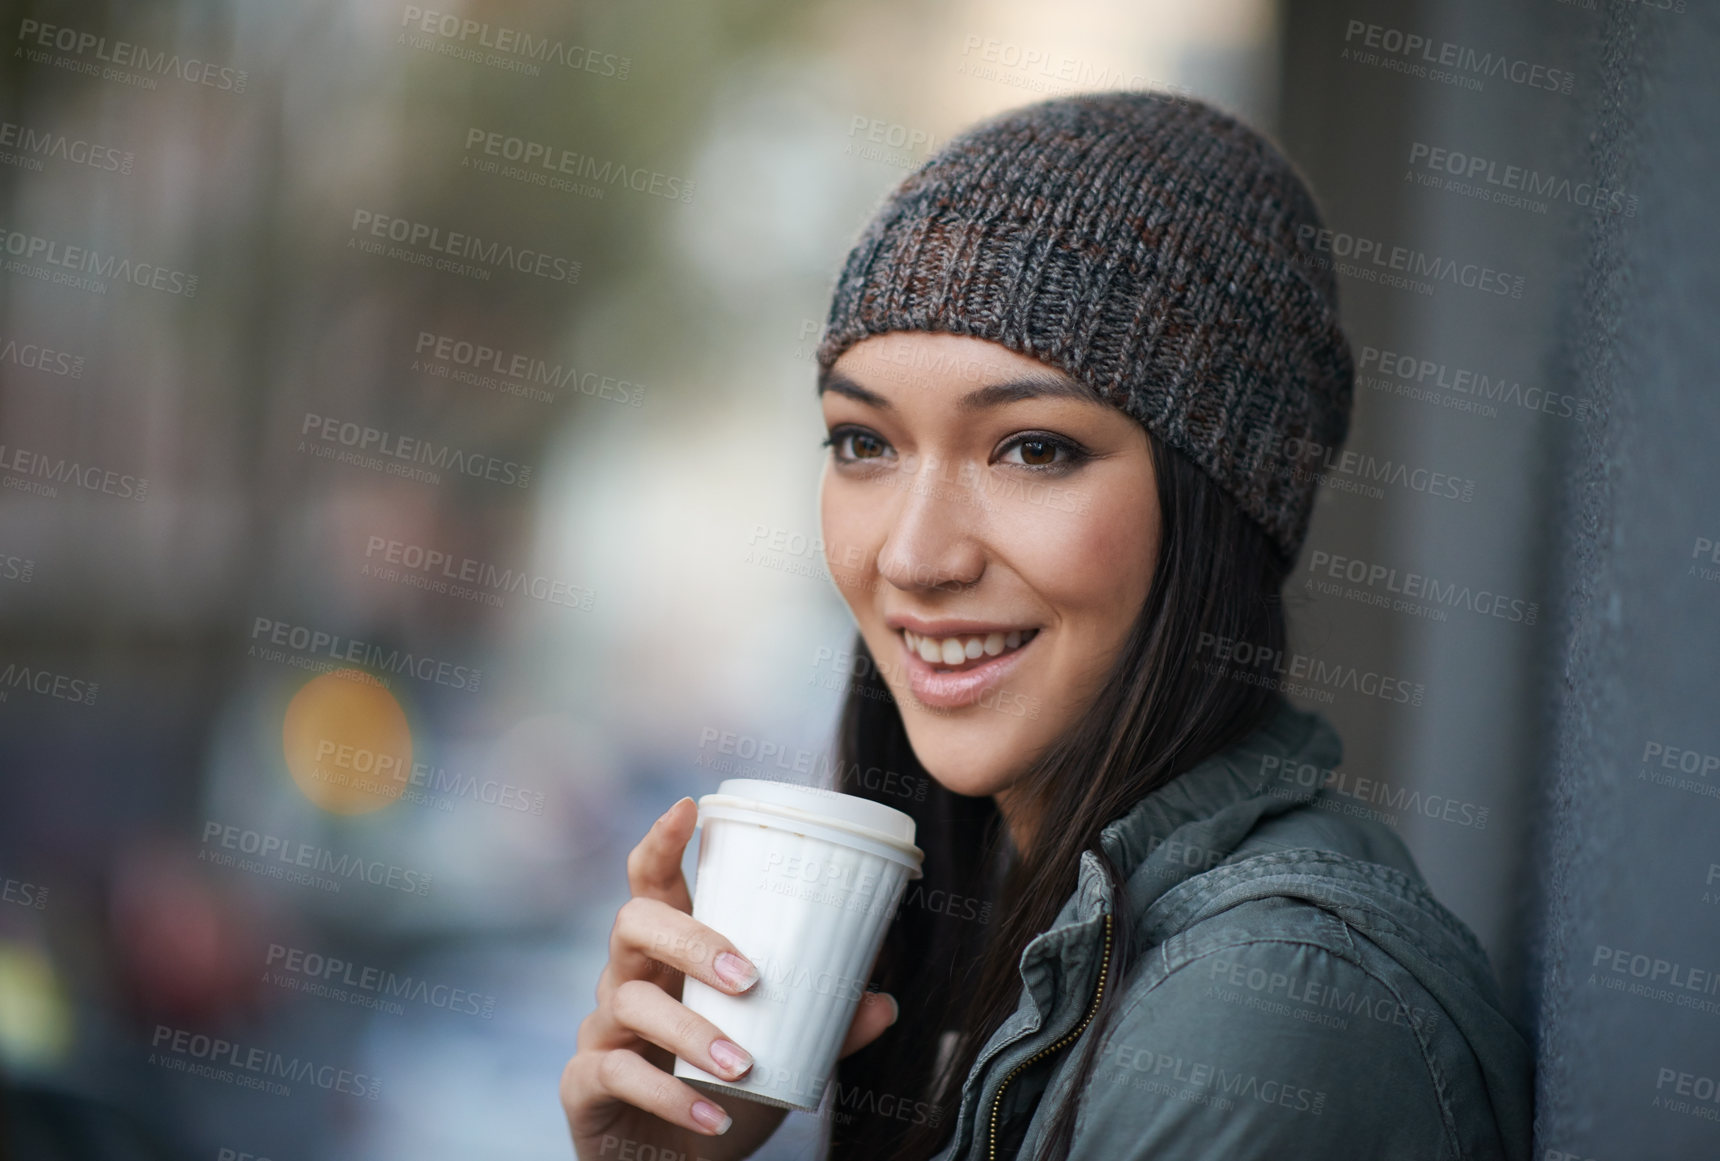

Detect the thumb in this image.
[838,990,900,1058]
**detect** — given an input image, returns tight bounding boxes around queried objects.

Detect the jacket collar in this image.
[1024,694,1343,980]
[941,697,1344,1156]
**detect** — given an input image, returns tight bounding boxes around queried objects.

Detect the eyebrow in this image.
[817,366,1097,412]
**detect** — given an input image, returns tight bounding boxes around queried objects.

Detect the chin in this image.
[896,714,1026,799]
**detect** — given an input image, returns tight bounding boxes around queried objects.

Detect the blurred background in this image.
[0,0,1714,1158]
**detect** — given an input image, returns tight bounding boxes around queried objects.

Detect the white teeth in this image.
[901,627,1037,668]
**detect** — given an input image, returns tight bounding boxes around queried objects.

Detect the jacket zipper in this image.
[985,910,1114,1161]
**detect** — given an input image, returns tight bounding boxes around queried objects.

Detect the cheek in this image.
[819,472,881,590]
[1002,482,1157,615]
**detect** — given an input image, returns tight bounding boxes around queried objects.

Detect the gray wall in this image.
[1276,0,1587,1021]
[1527,3,1720,1158]
[1280,0,1720,1154]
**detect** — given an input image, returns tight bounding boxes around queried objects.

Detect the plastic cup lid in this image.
[705,777,918,845]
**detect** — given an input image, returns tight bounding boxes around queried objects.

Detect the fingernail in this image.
[691,1098,731,1134]
[655,797,685,826]
[885,994,900,1026]
[714,950,758,991]
[709,1038,752,1077]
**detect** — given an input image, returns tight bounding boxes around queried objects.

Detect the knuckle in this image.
[671,1010,704,1047]
[681,930,713,968]
[559,1054,585,1105]
[576,1011,603,1055]
[595,1048,632,1092]
[647,1073,680,1112]
[611,978,651,1022]
[612,899,646,948]
[616,895,644,926]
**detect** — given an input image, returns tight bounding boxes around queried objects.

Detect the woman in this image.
[560,91,1534,1161]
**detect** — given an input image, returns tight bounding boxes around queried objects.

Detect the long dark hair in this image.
[823,426,1293,1161]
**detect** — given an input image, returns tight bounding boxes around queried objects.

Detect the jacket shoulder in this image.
[1063,913,1461,1160]
[1235,790,1427,876]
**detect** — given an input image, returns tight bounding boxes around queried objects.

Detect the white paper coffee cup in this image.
[671,778,924,1112]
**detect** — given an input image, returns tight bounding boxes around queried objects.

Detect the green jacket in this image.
[927,696,1535,1161]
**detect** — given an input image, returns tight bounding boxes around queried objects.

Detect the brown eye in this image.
[997,432,1088,473]
[1017,438,1056,466]
[823,426,893,465]
[849,432,886,459]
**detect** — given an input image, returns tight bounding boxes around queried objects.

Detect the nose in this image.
[875,451,986,593]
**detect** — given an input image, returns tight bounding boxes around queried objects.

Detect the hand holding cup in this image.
[560,795,903,1161]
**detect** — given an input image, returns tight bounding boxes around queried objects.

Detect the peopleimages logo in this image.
[1592,944,1720,1016]
[1652,1066,1720,1120]
[0,552,34,584]
[413,331,646,406]
[745,952,875,1006]
[0,119,134,174]
[1340,20,1575,95]
[298,411,531,489]
[0,440,147,500]
[1294,223,1525,299]
[1205,951,1441,1033]
[348,210,580,285]
[248,616,483,693]
[1245,429,1476,504]
[1405,142,1637,217]
[0,658,98,705]
[0,331,84,378]
[843,114,950,169]
[828,1079,945,1129]
[311,738,547,815]
[953,34,1197,101]
[1197,633,1426,707]
[695,726,930,801]
[1358,344,1593,423]
[149,1025,378,1099]
[1259,753,1490,830]
[463,129,695,203]
[1099,1041,1328,1115]
[398,7,631,80]
[0,225,197,296]
[199,820,433,896]
[0,869,47,911]
[15,19,248,92]
[265,943,498,1018]
[363,535,594,611]
[1305,549,1539,626]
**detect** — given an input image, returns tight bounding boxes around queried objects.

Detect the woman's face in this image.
[818,332,1161,822]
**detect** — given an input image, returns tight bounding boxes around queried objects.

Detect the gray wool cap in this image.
[814,89,1354,564]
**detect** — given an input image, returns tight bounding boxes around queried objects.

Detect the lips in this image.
[893,624,1040,709]
[901,626,1039,672]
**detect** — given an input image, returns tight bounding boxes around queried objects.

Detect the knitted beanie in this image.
[814,90,1354,564]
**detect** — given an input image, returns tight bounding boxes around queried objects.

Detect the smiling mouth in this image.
[900,627,1040,673]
